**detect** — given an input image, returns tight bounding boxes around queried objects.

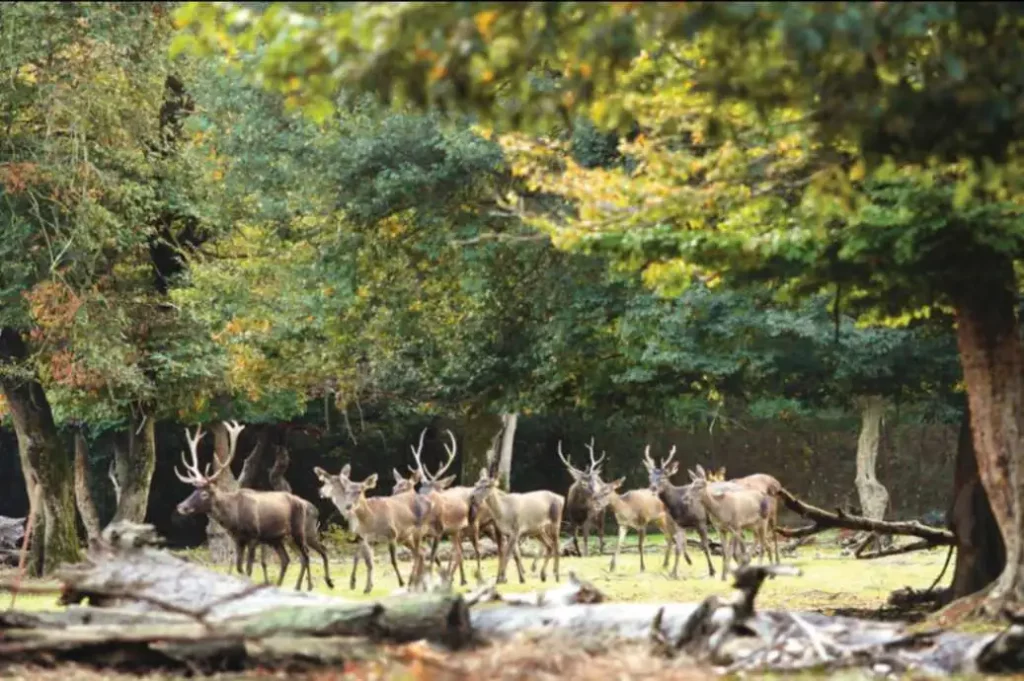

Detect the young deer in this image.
[468,467,563,584]
[558,438,607,557]
[688,464,772,581]
[643,445,716,579]
[697,465,781,564]
[175,421,333,591]
[589,477,679,573]
[314,463,431,593]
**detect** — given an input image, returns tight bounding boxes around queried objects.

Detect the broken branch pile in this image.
[1,522,1020,677]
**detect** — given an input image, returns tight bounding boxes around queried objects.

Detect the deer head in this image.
[175,420,245,516]
[589,476,626,514]
[314,463,377,517]
[409,428,457,496]
[391,467,420,495]
[557,437,606,493]
[643,444,678,493]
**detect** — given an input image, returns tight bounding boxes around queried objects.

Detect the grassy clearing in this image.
[3,530,952,620]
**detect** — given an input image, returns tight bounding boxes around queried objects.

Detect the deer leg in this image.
[387,542,404,588]
[269,540,290,587]
[470,522,484,582]
[610,524,626,572]
[581,518,591,558]
[449,530,468,586]
[308,533,334,589]
[571,525,582,557]
[771,506,781,564]
[233,537,247,575]
[510,531,526,584]
[638,526,647,572]
[244,542,256,577]
[669,528,683,579]
[349,541,362,591]
[362,541,375,594]
[597,508,606,556]
[696,524,716,578]
[291,539,312,591]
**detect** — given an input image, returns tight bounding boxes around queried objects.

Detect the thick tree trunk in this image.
[0,328,80,575]
[945,403,1005,604]
[951,265,1024,615]
[854,395,890,526]
[459,411,503,484]
[73,430,101,548]
[110,411,156,524]
[206,421,239,564]
[267,445,292,492]
[497,412,517,491]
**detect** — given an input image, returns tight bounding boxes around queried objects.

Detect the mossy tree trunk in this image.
[950,260,1024,615]
[110,409,156,524]
[946,403,1005,603]
[459,410,503,485]
[73,428,102,548]
[0,327,80,575]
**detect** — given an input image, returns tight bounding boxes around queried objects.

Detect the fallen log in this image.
[776,488,954,545]
[2,522,1022,677]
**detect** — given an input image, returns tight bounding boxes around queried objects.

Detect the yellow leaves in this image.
[474,10,499,39]
[481,69,495,83]
[16,63,38,85]
[429,63,448,82]
[849,159,866,182]
[579,63,593,79]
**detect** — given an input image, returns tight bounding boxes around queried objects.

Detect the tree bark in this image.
[944,402,1006,605]
[950,263,1024,615]
[206,421,239,564]
[110,410,156,524]
[267,446,292,492]
[854,395,890,534]
[497,412,517,491]
[0,327,80,575]
[459,411,503,484]
[73,429,101,548]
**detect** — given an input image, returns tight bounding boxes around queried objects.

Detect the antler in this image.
[207,420,246,481]
[642,444,656,470]
[557,440,584,475]
[174,424,206,484]
[408,427,429,478]
[433,429,457,480]
[661,444,677,468]
[585,436,606,472]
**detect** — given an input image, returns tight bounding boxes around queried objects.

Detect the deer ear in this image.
[478,467,488,481]
[666,462,679,476]
[437,475,457,489]
[612,477,626,489]
[340,463,352,479]
[363,473,378,490]
[695,464,706,478]
[392,468,403,482]
[313,467,330,482]
[688,468,698,482]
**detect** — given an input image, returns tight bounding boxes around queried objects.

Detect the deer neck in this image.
[208,488,242,529]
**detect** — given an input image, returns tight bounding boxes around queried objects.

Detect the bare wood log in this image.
[777,488,954,545]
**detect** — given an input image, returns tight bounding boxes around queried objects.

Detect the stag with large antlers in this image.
[174,421,334,592]
[558,437,608,557]
[643,444,717,579]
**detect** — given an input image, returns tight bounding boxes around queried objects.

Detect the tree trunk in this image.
[950,264,1024,615]
[110,411,156,525]
[854,395,890,525]
[267,446,292,492]
[237,426,271,490]
[0,328,80,575]
[206,421,239,564]
[497,412,517,491]
[459,411,503,484]
[73,429,101,548]
[945,403,1005,605]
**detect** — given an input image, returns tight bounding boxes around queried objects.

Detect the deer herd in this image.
[174,422,784,594]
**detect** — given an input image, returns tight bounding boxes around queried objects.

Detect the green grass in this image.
[2,530,953,620]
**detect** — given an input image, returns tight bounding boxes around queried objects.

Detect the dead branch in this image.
[855,539,940,560]
[778,488,954,545]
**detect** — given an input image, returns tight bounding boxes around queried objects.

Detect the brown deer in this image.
[688,464,772,581]
[468,467,563,584]
[558,438,607,557]
[728,472,782,564]
[589,477,679,573]
[643,445,716,579]
[314,463,432,593]
[408,429,473,584]
[174,421,334,592]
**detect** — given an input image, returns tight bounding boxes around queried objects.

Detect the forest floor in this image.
[0,531,968,680]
